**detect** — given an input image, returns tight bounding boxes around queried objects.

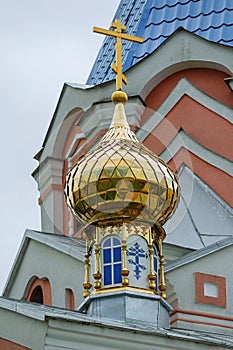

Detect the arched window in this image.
[65,288,75,310]
[154,245,158,292]
[103,237,122,286]
[29,285,43,304]
[154,246,158,274]
[24,277,52,305]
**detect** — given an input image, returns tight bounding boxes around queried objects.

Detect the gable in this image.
[165,166,233,249]
[3,231,85,308]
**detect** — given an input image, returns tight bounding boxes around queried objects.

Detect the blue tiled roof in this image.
[87,0,233,86]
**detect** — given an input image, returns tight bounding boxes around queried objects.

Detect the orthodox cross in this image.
[127,242,148,280]
[93,19,143,91]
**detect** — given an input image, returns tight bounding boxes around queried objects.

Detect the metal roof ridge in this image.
[165,236,233,272]
[25,229,85,259]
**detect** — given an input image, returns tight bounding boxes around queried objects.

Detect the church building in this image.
[1,1,233,349]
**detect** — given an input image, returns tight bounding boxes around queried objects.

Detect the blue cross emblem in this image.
[127,242,148,280]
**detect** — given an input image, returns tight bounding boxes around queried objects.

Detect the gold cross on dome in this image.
[93,19,143,91]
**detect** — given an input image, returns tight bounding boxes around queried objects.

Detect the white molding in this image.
[65,133,86,160]
[35,157,64,193]
[65,133,86,170]
[160,130,233,176]
[137,77,233,142]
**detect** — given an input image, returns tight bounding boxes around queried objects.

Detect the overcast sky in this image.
[0,0,120,293]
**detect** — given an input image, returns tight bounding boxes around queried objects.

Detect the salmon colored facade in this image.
[0,339,30,350]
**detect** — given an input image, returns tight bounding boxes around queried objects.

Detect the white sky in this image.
[0,0,120,293]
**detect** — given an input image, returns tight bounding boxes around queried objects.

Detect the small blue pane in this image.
[154,247,158,273]
[113,237,120,246]
[103,239,111,247]
[103,249,111,263]
[104,265,112,285]
[114,263,122,284]
[113,247,121,262]
[154,256,157,273]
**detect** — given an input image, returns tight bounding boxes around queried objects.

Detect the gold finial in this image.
[93,19,143,102]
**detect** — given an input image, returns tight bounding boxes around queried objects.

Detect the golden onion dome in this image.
[65,98,180,227]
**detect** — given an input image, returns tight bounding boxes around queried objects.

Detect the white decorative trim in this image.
[137,77,233,142]
[160,130,233,176]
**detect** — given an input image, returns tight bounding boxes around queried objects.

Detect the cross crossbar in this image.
[93,26,143,44]
[93,19,143,91]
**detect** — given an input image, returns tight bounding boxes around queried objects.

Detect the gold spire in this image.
[93,19,143,103]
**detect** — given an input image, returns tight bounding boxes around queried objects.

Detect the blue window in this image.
[103,237,122,286]
[154,245,158,292]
